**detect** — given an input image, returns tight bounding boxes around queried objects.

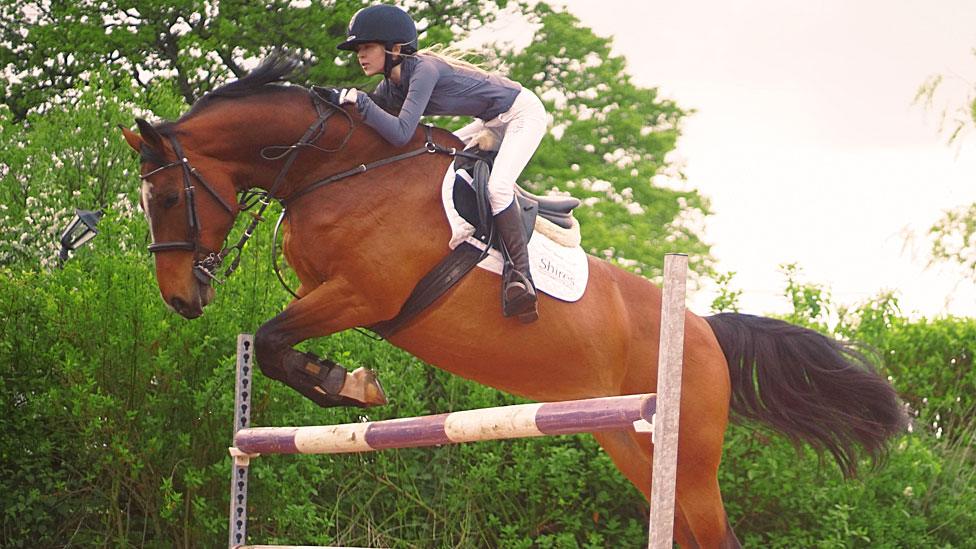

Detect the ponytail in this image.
[406,44,493,76]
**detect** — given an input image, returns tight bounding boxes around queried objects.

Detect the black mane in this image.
[160,55,303,133]
[206,55,300,101]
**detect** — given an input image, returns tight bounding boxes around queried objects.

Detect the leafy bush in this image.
[0,247,653,548]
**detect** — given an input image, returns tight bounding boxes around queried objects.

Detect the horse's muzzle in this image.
[169,281,214,319]
[170,295,203,319]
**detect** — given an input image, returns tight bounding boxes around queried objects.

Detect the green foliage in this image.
[0,69,175,268]
[0,250,650,547]
[779,263,834,332]
[709,271,743,313]
[0,0,506,119]
[501,4,712,280]
[915,57,976,283]
[721,425,976,548]
[838,296,976,444]
[928,201,976,280]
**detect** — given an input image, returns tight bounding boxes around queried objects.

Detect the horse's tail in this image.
[704,312,908,477]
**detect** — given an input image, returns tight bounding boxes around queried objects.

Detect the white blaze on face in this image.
[140,180,155,242]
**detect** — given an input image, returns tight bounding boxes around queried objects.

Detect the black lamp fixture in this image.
[59,208,103,264]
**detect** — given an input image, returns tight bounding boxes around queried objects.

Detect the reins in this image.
[280,131,454,207]
[142,87,481,300]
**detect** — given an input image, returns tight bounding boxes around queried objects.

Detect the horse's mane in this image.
[158,55,303,135]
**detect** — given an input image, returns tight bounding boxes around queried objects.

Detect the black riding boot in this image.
[494,201,539,323]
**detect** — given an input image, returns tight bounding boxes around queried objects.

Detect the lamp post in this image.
[59,208,103,265]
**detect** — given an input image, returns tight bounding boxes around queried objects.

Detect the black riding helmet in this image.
[337,5,418,76]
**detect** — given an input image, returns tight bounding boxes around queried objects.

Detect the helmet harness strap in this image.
[383,44,406,78]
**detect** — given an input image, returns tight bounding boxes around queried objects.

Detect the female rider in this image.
[336,4,547,323]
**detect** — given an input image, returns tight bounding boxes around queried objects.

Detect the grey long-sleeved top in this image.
[355,54,522,147]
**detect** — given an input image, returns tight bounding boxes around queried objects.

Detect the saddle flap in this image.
[453,161,536,244]
[514,194,539,237]
[453,146,578,230]
[515,186,581,217]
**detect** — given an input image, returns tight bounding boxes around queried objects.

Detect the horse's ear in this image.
[134,118,165,153]
[119,125,144,153]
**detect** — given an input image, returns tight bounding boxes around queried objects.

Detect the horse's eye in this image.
[162,194,179,209]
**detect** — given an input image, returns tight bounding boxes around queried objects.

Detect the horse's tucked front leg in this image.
[277,347,386,408]
[253,288,388,408]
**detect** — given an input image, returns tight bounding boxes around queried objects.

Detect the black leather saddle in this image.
[452,148,580,248]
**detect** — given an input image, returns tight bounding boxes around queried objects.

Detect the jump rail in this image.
[227,253,688,549]
[235,394,656,456]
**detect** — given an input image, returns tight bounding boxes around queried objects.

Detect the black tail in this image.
[705,313,908,477]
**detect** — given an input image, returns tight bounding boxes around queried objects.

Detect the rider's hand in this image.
[338,88,359,105]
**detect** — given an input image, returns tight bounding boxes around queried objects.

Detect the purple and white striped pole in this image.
[234,394,656,456]
[228,334,254,549]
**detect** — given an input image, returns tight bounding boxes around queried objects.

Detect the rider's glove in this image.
[338,88,359,105]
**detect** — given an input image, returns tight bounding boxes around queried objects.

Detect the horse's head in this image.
[121,55,455,320]
[122,118,240,318]
[119,56,317,317]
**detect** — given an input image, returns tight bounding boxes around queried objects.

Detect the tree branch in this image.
[218,49,245,78]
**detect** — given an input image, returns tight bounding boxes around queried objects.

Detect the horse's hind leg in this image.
[675,456,741,548]
[592,430,697,547]
[593,427,741,548]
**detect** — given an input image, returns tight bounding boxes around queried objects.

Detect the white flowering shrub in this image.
[0,70,180,269]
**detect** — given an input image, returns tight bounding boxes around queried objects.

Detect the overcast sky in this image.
[477,1,976,318]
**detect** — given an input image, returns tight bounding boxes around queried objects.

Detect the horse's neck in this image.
[180,92,335,196]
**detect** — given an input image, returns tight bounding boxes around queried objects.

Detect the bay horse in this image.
[121,57,906,547]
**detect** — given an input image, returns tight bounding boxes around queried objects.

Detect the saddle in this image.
[454,148,579,233]
[451,147,581,250]
[370,147,581,338]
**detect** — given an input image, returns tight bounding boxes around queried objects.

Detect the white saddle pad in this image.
[440,161,589,302]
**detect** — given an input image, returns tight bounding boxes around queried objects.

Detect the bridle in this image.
[139,88,473,292]
[140,91,341,284]
[141,135,238,283]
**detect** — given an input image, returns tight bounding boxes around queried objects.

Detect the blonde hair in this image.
[401,44,492,76]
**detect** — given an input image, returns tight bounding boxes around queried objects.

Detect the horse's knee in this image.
[254,321,288,381]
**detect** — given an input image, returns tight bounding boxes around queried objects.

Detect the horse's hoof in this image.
[338,367,388,407]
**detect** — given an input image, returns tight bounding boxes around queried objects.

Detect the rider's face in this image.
[355,43,387,76]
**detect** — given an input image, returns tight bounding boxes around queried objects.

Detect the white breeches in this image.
[453,88,547,215]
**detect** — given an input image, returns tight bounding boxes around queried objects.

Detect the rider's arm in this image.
[356,60,438,147]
